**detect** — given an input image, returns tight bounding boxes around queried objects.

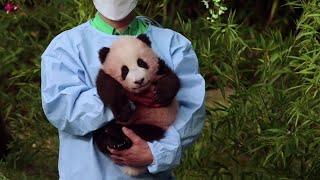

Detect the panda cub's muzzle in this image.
[128,68,151,92]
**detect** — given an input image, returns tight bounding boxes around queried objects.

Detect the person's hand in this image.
[108,127,153,167]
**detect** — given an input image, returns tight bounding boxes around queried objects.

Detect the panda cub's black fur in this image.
[93,34,180,155]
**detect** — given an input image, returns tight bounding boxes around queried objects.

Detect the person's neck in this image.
[99,12,135,32]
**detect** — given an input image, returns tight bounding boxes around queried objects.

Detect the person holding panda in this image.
[41,0,205,179]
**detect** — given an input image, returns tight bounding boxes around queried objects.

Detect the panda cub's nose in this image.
[134,78,144,85]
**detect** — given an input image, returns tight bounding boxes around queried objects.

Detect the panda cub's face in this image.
[99,35,160,93]
[120,56,151,93]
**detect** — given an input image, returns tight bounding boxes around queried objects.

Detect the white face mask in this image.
[93,0,138,21]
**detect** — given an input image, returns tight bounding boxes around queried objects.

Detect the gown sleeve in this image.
[41,32,114,136]
[147,32,206,173]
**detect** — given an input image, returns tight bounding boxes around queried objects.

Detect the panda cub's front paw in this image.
[117,100,136,124]
[153,80,176,106]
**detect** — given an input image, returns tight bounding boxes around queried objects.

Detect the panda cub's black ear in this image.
[99,47,110,64]
[137,34,151,48]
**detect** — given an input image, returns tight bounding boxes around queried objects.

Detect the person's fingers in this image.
[122,127,141,143]
[110,155,126,165]
[110,154,125,161]
[113,160,125,165]
[108,147,124,156]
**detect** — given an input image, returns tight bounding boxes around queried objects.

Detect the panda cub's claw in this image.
[106,135,132,151]
[98,122,133,151]
[110,141,128,149]
[108,139,132,150]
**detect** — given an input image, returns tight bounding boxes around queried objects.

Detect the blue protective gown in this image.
[41,20,205,180]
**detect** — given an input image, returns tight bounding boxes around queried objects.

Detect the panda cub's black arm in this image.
[96,70,135,122]
[154,59,181,106]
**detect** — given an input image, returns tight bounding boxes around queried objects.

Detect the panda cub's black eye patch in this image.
[121,65,129,80]
[137,58,149,69]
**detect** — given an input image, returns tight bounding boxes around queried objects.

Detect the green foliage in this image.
[1,0,320,179]
[174,0,320,179]
[0,0,95,179]
[202,0,228,22]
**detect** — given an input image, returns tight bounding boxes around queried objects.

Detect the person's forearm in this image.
[42,86,113,136]
[41,32,113,136]
[147,103,205,173]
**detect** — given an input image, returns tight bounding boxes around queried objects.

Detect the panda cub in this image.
[93,34,180,176]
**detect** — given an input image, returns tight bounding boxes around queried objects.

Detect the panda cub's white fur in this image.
[121,166,147,176]
[101,36,159,94]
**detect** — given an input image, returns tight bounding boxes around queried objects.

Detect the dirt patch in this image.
[205,88,234,107]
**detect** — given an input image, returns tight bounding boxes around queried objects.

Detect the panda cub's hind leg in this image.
[93,120,132,154]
